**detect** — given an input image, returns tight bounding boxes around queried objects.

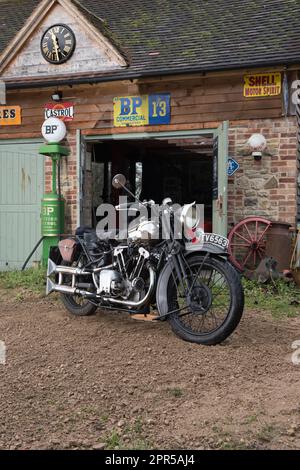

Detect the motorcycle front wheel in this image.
[166,255,244,345]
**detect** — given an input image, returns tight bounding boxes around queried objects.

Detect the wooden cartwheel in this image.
[228,216,272,276]
[291,231,300,286]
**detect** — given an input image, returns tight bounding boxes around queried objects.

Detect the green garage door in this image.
[0,142,44,271]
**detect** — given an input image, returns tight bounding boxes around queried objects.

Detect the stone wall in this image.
[228,117,298,228]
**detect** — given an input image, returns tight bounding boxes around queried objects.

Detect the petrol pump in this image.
[40,117,69,266]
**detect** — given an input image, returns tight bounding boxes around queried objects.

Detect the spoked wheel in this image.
[60,258,97,316]
[166,255,244,345]
[228,217,272,274]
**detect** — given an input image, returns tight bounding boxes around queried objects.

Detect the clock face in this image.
[41,24,76,64]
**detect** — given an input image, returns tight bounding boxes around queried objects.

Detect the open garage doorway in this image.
[81,125,228,236]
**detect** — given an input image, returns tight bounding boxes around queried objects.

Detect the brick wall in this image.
[45,131,78,233]
[297,105,300,225]
[228,117,298,228]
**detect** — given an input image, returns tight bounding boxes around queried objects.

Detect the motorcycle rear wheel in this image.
[166,255,244,345]
[60,259,97,316]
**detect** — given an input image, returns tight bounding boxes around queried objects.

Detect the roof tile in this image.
[1,0,300,78]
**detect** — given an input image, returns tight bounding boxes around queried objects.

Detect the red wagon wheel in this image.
[228,217,272,273]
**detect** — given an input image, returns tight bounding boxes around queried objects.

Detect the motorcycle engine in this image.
[97,269,125,296]
[96,269,146,301]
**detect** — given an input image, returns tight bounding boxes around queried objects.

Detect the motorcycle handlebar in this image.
[115,199,174,212]
[115,200,155,210]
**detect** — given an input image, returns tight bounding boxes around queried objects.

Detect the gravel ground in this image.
[1,291,300,450]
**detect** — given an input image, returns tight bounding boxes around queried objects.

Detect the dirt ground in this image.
[0,290,300,450]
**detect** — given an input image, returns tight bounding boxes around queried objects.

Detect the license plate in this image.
[203,233,229,250]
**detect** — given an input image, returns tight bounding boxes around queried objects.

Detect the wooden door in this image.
[0,142,44,270]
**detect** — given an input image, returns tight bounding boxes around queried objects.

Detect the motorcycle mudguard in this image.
[185,232,229,256]
[156,261,175,320]
[186,244,229,256]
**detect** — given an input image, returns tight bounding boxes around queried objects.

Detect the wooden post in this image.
[296,81,300,267]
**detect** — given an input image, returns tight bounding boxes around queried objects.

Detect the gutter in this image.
[4,58,300,90]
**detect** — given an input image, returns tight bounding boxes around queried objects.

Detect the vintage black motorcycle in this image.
[46,174,244,345]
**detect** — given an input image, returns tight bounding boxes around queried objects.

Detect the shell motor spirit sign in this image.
[244,72,282,97]
[114,94,171,127]
[0,106,21,125]
[44,102,74,121]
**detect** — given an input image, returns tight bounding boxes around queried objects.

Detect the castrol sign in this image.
[44,102,74,121]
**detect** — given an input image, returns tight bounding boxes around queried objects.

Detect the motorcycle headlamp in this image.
[180,202,200,230]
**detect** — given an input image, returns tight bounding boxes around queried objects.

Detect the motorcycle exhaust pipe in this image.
[47,259,113,277]
[46,278,97,299]
[47,259,91,277]
[47,260,155,308]
[46,278,76,295]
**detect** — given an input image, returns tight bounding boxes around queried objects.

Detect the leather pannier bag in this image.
[58,239,77,263]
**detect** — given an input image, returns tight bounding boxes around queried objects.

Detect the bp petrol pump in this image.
[40,117,69,266]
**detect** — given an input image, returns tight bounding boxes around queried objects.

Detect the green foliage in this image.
[133,416,143,434]
[0,267,46,294]
[256,424,277,443]
[105,430,120,450]
[127,438,152,450]
[243,414,258,425]
[100,414,109,424]
[168,387,184,398]
[104,417,152,450]
[218,439,250,450]
[243,278,300,318]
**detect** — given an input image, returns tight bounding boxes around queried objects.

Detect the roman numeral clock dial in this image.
[41,24,76,64]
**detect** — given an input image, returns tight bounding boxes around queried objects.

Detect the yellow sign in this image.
[244,73,281,98]
[0,106,21,125]
[114,96,149,127]
[113,94,171,127]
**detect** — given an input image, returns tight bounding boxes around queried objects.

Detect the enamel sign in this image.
[227,158,240,176]
[244,73,281,97]
[42,117,67,143]
[114,94,171,127]
[0,106,21,125]
[44,102,74,121]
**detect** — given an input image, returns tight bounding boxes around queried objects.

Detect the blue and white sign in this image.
[114,94,171,127]
[227,158,240,177]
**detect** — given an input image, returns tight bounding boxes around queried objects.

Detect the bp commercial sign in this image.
[114,94,171,127]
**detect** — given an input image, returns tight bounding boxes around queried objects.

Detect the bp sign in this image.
[41,117,67,143]
[113,94,171,127]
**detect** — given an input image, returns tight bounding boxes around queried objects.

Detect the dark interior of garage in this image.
[89,137,214,231]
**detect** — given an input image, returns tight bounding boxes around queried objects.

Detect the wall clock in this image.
[41,24,76,64]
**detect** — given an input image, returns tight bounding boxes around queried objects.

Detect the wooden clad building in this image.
[0,0,299,269]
